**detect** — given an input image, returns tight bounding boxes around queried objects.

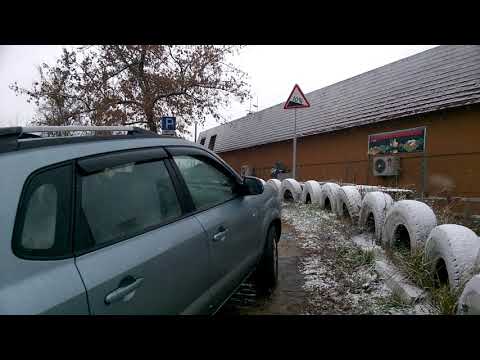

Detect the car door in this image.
[167,147,260,310]
[73,147,212,315]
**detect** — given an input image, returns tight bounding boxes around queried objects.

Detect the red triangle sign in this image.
[284,84,310,109]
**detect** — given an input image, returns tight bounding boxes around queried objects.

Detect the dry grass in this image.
[377,292,410,312]
[387,246,460,315]
[424,197,480,234]
[430,285,460,315]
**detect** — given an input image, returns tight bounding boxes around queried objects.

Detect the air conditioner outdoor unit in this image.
[373,156,400,176]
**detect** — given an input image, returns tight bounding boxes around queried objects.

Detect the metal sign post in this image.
[284,84,310,180]
[293,108,297,179]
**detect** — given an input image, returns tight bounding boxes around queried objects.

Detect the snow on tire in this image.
[266,179,281,193]
[337,186,362,223]
[280,178,302,202]
[424,224,480,292]
[356,185,380,199]
[475,248,480,274]
[359,191,394,242]
[319,182,341,212]
[300,180,322,204]
[382,200,437,252]
[458,274,480,315]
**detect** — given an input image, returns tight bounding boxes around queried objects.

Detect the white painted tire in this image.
[475,248,480,274]
[382,200,437,252]
[337,186,362,223]
[356,185,380,199]
[424,224,480,292]
[319,182,341,212]
[359,191,394,242]
[300,180,322,204]
[458,274,480,315]
[280,178,302,202]
[267,179,281,193]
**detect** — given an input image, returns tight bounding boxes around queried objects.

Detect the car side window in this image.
[173,155,237,210]
[76,159,182,250]
[22,183,57,250]
[13,164,73,259]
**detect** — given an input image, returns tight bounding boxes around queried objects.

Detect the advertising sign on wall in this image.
[368,127,426,155]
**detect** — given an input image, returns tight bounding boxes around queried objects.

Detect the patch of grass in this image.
[334,244,375,272]
[389,247,434,290]
[386,247,460,315]
[431,285,460,315]
[352,248,375,268]
[427,198,459,225]
[378,292,409,312]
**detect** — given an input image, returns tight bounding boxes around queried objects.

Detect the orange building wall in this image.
[217,105,480,199]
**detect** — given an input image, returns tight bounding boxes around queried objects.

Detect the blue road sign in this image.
[161,116,176,131]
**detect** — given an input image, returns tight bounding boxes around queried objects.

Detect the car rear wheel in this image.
[254,225,279,295]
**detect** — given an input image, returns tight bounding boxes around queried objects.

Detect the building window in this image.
[199,137,206,146]
[208,135,217,150]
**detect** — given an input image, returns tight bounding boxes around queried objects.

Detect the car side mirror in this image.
[239,176,264,196]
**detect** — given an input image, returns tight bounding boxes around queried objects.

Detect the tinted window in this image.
[22,184,57,249]
[77,160,181,248]
[173,155,237,210]
[13,164,73,258]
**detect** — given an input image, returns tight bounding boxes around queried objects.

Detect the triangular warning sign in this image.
[284,84,310,109]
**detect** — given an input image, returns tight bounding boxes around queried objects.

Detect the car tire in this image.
[337,186,362,223]
[280,178,302,202]
[254,225,279,295]
[424,224,480,292]
[356,185,380,199]
[381,200,437,252]
[458,274,480,315]
[267,179,282,193]
[359,191,394,242]
[301,180,322,204]
[319,182,341,213]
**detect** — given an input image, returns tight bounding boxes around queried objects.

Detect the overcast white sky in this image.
[0,45,437,140]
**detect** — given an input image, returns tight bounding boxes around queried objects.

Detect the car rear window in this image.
[13,164,73,259]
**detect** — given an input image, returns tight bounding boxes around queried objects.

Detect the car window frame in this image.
[11,161,75,261]
[73,147,189,256]
[165,145,244,215]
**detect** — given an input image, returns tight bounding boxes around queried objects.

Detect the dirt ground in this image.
[218,203,427,315]
[218,222,311,315]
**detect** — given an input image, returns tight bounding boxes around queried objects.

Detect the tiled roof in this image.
[198,45,480,153]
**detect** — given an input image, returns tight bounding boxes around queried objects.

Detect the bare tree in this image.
[10,45,250,134]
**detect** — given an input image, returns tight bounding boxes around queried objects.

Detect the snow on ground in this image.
[281,202,432,314]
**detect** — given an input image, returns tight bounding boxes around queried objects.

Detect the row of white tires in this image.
[264,177,480,314]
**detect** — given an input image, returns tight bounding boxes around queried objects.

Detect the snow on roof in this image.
[199,45,480,153]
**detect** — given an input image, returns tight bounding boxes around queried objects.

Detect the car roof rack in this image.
[0,125,171,154]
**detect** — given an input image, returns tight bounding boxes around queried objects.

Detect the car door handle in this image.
[212,228,229,242]
[104,276,144,305]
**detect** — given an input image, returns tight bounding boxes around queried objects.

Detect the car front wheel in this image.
[254,225,279,295]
